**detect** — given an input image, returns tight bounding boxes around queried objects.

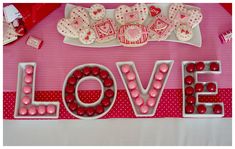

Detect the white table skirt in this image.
[3,118,232,146]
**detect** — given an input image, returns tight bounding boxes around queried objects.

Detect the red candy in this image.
[91,67,100,76]
[83,67,91,76]
[184,75,194,85]
[186,96,196,104]
[68,76,77,85]
[86,107,95,116]
[213,104,222,114]
[104,89,114,98]
[185,86,194,95]
[207,82,216,92]
[195,83,204,92]
[185,104,194,114]
[99,70,109,79]
[96,105,104,114]
[195,62,205,71]
[101,98,111,107]
[197,104,207,114]
[68,102,77,111]
[186,63,195,73]
[103,78,113,87]
[210,62,219,71]
[73,70,83,79]
[65,85,75,93]
[77,107,85,116]
[65,94,75,103]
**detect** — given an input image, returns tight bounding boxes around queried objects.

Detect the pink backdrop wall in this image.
[3,3,232,91]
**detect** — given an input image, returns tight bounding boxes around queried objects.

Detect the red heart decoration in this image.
[181,14,185,18]
[150,6,161,17]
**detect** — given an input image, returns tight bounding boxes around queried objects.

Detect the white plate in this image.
[63,3,202,48]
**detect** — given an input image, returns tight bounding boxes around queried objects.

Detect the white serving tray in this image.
[63,3,202,48]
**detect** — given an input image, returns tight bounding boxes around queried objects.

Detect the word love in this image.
[14,60,224,119]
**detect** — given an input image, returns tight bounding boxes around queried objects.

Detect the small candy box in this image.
[182,61,224,117]
[62,64,117,120]
[26,36,43,49]
[117,61,173,117]
[219,29,232,44]
[14,63,59,118]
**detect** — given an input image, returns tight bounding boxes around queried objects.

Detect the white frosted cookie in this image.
[70,6,90,27]
[79,28,96,44]
[175,24,193,41]
[115,3,148,25]
[89,4,106,21]
[118,24,148,47]
[92,18,117,43]
[57,18,81,38]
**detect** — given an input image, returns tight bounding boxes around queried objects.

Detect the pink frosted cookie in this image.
[118,24,148,47]
[169,4,203,28]
[175,24,193,41]
[147,14,175,41]
[79,28,96,44]
[92,18,117,43]
[89,4,106,21]
[57,6,90,38]
[115,3,148,25]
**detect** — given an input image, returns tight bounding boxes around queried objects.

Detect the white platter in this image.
[63,3,202,48]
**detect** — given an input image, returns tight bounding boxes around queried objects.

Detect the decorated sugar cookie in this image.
[89,4,106,21]
[147,14,175,41]
[115,3,149,25]
[57,6,90,38]
[118,24,148,47]
[79,28,96,44]
[175,24,193,41]
[169,4,203,28]
[92,18,117,43]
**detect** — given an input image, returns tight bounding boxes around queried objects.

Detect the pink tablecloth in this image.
[3,3,232,91]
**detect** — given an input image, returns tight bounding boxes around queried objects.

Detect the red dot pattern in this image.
[3,88,232,119]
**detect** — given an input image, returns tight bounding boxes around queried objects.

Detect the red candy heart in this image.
[96,105,104,114]
[185,104,194,114]
[186,63,195,73]
[186,96,196,104]
[65,85,75,93]
[101,98,111,107]
[86,107,95,116]
[196,62,205,71]
[195,83,204,92]
[185,86,194,95]
[213,104,222,114]
[73,70,83,79]
[207,82,216,92]
[68,76,77,85]
[184,75,194,85]
[210,62,219,71]
[149,6,161,17]
[83,67,91,76]
[65,94,75,103]
[197,104,207,114]
[68,102,77,111]
[103,78,113,87]
[99,70,109,79]
[92,67,100,76]
[104,89,114,98]
[77,107,85,116]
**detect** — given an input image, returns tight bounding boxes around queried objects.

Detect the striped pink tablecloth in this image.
[3,3,232,119]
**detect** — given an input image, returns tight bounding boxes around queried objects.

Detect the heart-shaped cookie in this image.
[115,3,149,25]
[149,5,161,17]
[169,4,203,28]
[57,6,90,38]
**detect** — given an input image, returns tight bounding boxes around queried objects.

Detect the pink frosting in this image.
[19,107,27,115]
[121,64,130,74]
[128,81,137,90]
[47,105,56,114]
[21,96,31,105]
[37,105,46,115]
[130,89,140,99]
[140,105,149,114]
[23,85,32,94]
[153,81,162,90]
[126,72,136,81]
[155,72,164,81]
[24,75,33,84]
[149,89,158,98]
[134,97,144,106]
[159,63,169,73]
[147,98,156,107]
[25,65,34,75]
[28,106,37,115]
